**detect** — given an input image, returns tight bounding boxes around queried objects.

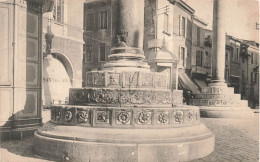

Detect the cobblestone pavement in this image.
[0,110,259,162]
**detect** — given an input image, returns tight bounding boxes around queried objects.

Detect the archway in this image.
[42,53,74,108]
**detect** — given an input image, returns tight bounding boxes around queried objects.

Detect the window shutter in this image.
[185,17,187,37]
[179,15,181,36]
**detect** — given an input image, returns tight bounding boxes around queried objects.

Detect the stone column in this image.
[189,0,254,118]
[103,0,149,70]
[210,0,226,85]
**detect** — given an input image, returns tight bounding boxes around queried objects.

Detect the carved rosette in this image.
[185,111,194,122]
[158,112,169,124]
[64,110,73,122]
[56,109,62,121]
[174,111,183,123]
[117,112,131,125]
[77,111,89,123]
[138,112,152,124]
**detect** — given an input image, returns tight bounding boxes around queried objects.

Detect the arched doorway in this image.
[42,53,74,108]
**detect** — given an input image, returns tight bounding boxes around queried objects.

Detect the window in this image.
[225,52,229,61]
[251,53,254,64]
[251,72,253,84]
[84,45,92,63]
[100,11,108,29]
[99,43,106,61]
[225,68,229,82]
[181,17,186,36]
[231,49,234,61]
[180,47,185,67]
[255,73,258,84]
[85,12,95,31]
[242,70,245,82]
[53,0,64,22]
[164,13,169,33]
[196,51,203,67]
[236,48,239,62]
[197,27,200,46]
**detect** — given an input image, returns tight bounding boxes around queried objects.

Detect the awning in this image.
[193,78,208,89]
[178,71,200,94]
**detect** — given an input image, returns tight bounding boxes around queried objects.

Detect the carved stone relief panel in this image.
[123,72,139,88]
[140,72,153,88]
[106,72,121,87]
[77,109,90,124]
[93,72,105,87]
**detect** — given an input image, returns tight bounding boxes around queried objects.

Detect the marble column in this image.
[103,0,149,70]
[210,0,226,85]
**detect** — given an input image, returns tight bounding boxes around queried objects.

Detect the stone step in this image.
[201,86,234,94]
[193,93,240,101]
[190,98,249,107]
[240,100,248,107]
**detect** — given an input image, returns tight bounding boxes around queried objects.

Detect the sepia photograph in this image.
[0,0,259,161]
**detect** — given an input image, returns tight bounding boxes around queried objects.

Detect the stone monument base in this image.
[190,86,254,118]
[34,122,214,162]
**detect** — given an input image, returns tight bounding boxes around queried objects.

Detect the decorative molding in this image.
[69,88,174,106]
[50,106,200,128]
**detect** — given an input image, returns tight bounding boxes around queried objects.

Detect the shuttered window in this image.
[99,44,106,61]
[100,11,107,29]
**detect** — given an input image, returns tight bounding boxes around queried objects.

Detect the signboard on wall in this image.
[42,54,72,107]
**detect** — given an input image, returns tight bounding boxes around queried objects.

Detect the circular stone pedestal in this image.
[34,122,214,162]
[34,69,214,161]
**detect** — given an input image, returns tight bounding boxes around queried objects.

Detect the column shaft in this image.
[211,0,226,84]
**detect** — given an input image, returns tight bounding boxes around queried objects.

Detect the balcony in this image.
[191,65,211,75]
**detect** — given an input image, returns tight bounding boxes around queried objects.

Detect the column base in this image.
[190,86,254,118]
[34,122,214,162]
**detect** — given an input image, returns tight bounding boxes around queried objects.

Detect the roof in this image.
[193,15,208,26]
[168,0,195,15]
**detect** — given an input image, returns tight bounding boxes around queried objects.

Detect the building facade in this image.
[0,0,53,139]
[42,0,84,107]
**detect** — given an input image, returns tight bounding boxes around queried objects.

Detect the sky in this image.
[184,0,259,42]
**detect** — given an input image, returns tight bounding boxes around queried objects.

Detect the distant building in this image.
[82,0,113,86]
[204,32,259,108]
[242,40,259,108]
